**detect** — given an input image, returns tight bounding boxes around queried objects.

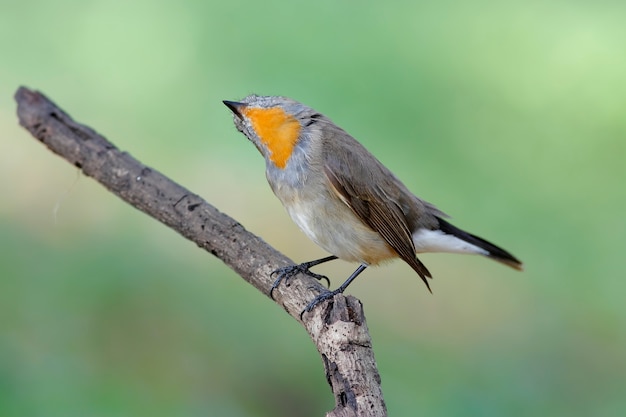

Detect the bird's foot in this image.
[299,288,343,319]
[299,263,367,319]
[270,262,331,299]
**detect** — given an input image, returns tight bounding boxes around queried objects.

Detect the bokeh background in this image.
[1,1,625,416]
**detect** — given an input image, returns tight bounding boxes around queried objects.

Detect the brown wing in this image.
[322,139,433,290]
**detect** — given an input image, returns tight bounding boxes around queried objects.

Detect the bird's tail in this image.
[437,217,523,271]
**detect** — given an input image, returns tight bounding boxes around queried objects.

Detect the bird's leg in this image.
[300,264,368,319]
[270,255,338,299]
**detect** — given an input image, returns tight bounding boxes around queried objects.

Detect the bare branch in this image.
[15,87,387,417]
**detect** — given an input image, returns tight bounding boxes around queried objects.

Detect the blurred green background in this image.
[1,0,625,416]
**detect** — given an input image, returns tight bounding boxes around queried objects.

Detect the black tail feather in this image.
[437,217,523,271]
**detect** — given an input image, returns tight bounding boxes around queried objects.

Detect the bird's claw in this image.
[299,289,340,320]
[269,263,331,299]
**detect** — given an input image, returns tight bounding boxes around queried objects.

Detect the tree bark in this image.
[14,87,387,417]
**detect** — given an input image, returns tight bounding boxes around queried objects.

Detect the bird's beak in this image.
[223,100,245,119]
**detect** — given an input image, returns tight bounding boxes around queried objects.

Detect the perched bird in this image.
[224,95,522,315]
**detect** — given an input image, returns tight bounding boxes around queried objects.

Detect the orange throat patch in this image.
[243,107,301,169]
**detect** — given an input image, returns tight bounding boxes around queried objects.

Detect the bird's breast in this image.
[273,177,396,265]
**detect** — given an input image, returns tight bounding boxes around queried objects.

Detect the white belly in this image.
[283,194,395,265]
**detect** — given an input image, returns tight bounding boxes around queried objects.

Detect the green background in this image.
[1,1,625,416]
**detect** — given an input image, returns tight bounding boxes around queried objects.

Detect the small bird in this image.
[224,95,522,315]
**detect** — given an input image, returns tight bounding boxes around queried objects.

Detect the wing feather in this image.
[323,158,432,289]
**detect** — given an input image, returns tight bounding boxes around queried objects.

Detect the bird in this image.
[223,95,522,316]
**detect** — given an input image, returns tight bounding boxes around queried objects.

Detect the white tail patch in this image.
[412,228,489,255]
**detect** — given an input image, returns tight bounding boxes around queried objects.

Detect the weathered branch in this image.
[15,87,386,417]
